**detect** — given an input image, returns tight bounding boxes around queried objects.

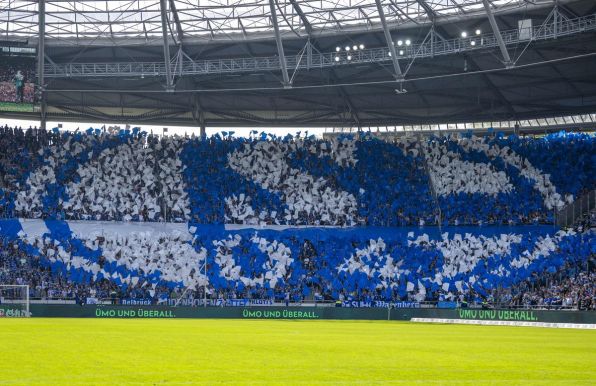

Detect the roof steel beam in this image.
[482,0,513,67]
[269,0,291,87]
[0,0,573,44]
[415,0,437,20]
[388,0,420,24]
[159,0,174,89]
[289,0,313,35]
[168,0,184,45]
[375,0,403,79]
[43,12,596,79]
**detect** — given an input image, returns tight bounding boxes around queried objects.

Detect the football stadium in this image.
[0,0,595,385]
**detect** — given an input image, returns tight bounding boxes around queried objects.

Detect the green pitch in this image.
[0,319,594,385]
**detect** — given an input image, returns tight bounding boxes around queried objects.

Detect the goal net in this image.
[0,285,30,317]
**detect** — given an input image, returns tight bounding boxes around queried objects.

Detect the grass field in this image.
[0,319,594,385]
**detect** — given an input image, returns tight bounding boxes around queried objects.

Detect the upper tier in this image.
[0,127,594,226]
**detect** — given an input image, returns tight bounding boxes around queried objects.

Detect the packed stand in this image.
[0,218,593,307]
[1,126,189,222]
[0,126,594,307]
[1,127,594,227]
[0,57,35,104]
[494,261,595,310]
[423,132,594,225]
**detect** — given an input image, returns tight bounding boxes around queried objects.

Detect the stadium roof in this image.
[2,0,554,43]
[1,0,595,129]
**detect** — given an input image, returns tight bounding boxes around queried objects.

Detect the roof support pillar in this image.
[430,25,435,57]
[199,118,206,140]
[553,5,559,39]
[374,0,403,80]
[306,39,312,70]
[38,0,46,130]
[482,0,513,68]
[159,0,174,90]
[192,94,206,139]
[269,0,291,88]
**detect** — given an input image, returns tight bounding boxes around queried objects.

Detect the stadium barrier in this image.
[1,304,595,324]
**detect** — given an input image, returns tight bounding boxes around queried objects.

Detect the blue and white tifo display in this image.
[0,126,594,303]
[0,219,593,302]
[1,128,594,225]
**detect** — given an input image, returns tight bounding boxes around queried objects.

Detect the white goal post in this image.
[0,285,30,317]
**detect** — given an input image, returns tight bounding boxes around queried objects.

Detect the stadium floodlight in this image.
[353,45,358,50]
[347,55,352,61]
[461,31,468,38]
[336,46,341,52]
[397,40,403,46]
[345,46,351,51]
[471,40,476,46]
[399,50,404,55]
[476,29,481,35]
[334,56,340,62]
[405,39,411,46]
[359,44,365,49]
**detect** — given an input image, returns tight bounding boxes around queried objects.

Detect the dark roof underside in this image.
[7,0,596,127]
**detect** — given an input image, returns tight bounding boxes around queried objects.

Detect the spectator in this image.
[13,70,24,103]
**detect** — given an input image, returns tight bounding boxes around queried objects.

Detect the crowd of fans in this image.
[495,261,595,310]
[0,58,35,84]
[0,125,594,308]
[0,126,593,227]
[1,218,593,307]
[0,234,186,303]
[576,208,596,232]
[0,236,95,300]
[0,57,35,104]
